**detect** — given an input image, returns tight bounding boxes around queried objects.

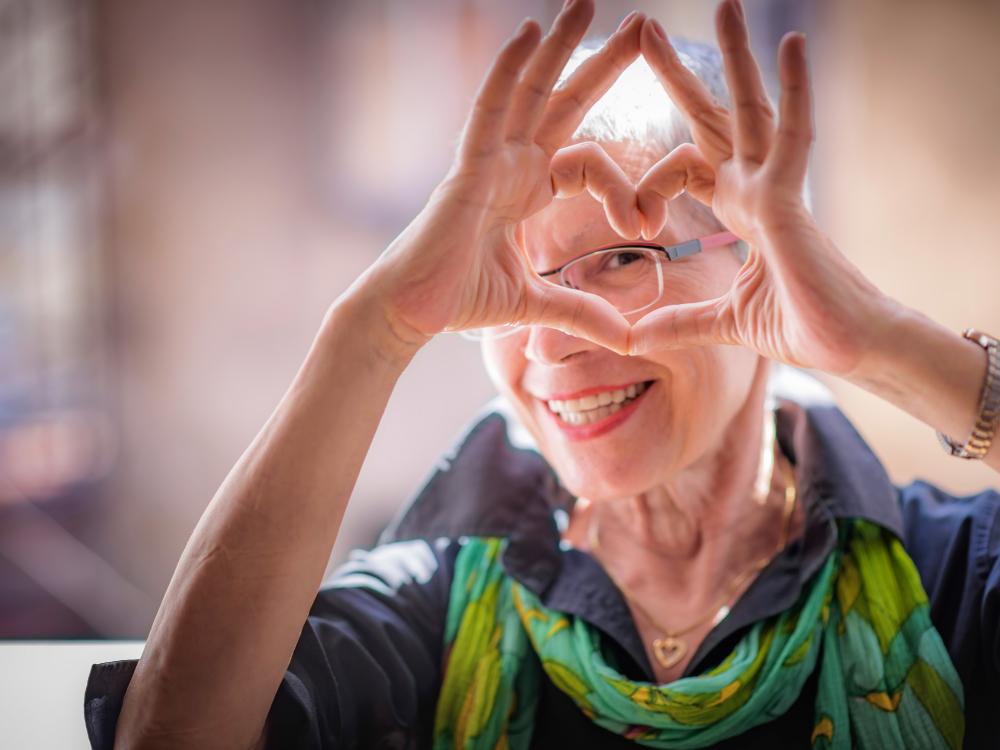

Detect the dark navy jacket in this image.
[84,392,1000,749]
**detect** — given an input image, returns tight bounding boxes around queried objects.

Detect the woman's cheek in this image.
[481,339,521,393]
[481,337,536,424]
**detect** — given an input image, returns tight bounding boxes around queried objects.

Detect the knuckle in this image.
[472,99,506,123]
[520,77,549,101]
[777,125,813,143]
[550,32,577,55]
[548,88,588,119]
[735,94,774,117]
[693,100,730,123]
[496,57,521,82]
[673,142,700,162]
[568,297,585,334]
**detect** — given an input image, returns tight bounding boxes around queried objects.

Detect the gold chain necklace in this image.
[587,448,797,671]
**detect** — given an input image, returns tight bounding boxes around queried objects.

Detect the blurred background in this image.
[2,0,999,641]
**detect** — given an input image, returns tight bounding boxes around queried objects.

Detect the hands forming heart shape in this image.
[372,0,895,380]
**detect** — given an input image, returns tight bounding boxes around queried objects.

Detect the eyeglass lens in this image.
[560,247,663,316]
[459,246,665,341]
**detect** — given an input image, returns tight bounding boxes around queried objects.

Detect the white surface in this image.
[0,640,145,750]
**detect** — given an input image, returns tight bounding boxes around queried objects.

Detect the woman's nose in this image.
[523,324,602,364]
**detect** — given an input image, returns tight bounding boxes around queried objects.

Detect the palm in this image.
[707,167,830,369]
[402,146,553,334]
[719,217,882,376]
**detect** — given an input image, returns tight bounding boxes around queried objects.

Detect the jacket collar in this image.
[378,366,904,593]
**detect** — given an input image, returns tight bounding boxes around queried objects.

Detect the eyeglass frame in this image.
[538,229,741,279]
[458,229,743,340]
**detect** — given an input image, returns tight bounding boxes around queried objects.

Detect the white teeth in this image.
[545,382,650,425]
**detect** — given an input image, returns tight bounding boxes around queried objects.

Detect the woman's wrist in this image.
[839,300,999,469]
[321,269,432,374]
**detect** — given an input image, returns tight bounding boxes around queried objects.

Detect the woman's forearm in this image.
[840,301,1000,475]
[115,276,423,749]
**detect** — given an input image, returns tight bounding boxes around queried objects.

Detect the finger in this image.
[716,0,775,163]
[640,17,734,166]
[636,143,716,239]
[524,280,631,355]
[533,11,645,153]
[768,31,813,187]
[506,0,595,145]
[627,295,736,355]
[458,19,543,160]
[550,142,642,239]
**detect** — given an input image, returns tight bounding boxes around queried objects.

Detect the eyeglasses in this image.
[459,230,742,341]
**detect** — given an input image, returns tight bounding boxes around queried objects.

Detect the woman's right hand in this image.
[360,1,645,356]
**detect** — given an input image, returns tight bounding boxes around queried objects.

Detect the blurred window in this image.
[0,0,114,505]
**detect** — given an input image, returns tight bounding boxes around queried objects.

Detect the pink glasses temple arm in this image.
[701,230,741,250]
[664,230,741,260]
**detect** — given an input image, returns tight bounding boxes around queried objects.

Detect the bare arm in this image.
[114,282,421,750]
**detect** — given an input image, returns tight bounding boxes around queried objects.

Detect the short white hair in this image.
[564,37,731,155]
[559,36,812,263]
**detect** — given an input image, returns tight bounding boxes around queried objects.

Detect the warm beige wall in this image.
[813,0,1000,493]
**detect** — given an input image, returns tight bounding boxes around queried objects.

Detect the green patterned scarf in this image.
[432,519,964,749]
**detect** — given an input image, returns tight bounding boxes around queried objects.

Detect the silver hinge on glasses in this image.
[664,239,702,260]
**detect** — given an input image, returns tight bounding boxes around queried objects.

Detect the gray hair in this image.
[558,37,756,262]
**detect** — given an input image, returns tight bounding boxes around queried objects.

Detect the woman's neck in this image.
[563,360,798,603]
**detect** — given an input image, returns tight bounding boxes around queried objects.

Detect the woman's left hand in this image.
[628,0,900,378]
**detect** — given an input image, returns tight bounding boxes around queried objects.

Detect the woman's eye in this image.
[607,251,642,269]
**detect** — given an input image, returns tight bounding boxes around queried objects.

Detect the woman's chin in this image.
[532,405,669,500]
[551,458,660,503]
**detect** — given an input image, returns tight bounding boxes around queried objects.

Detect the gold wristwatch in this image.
[936,327,1000,459]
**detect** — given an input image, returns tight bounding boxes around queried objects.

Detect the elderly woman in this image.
[85,1,999,748]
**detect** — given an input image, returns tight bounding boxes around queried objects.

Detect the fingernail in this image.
[651,19,667,40]
[617,10,638,32]
[732,0,746,21]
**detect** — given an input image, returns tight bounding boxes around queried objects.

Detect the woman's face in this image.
[482,143,760,502]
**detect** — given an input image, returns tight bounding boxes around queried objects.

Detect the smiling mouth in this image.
[544,381,654,426]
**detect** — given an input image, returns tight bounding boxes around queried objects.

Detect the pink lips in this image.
[542,381,654,442]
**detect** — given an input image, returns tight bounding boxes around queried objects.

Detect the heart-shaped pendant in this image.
[652,636,687,669]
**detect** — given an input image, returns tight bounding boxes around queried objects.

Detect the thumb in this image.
[627,295,735,355]
[524,279,631,355]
